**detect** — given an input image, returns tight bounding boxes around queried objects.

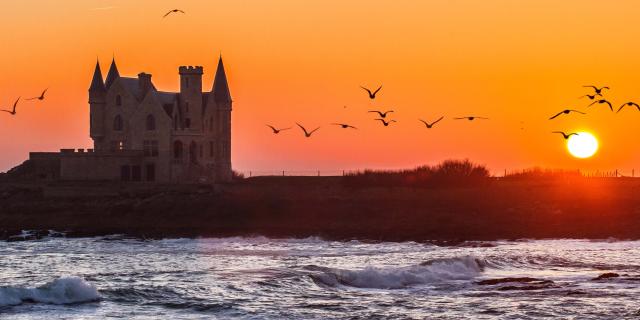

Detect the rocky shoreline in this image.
[2,176,640,242]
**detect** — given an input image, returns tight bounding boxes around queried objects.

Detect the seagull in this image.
[296,123,320,137]
[163,9,185,18]
[332,123,358,129]
[588,99,613,111]
[26,88,48,101]
[0,97,20,116]
[553,131,579,140]
[579,94,602,100]
[583,85,610,95]
[419,116,444,128]
[617,102,640,113]
[375,118,396,126]
[266,125,292,134]
[549,109,586,120]
[360,85,382,100]
[368,110,394,118]
[453,116,489,121]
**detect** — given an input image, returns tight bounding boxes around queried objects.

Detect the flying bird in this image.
[553,131,579,140]
[588,99,613,111]
[375,118,396,126]
[296,123,320,137]
[453,116,489,121]
[549,109,585,120]
[617,102,640,113]
[26,88,48,101]
[266,125,291,134]
[368,110,394,118]
[332,123,358,129]
[360,85,382,100]
[583,85,610,95]
[579,94,602,100]
[419,116,444,128]
[163,9,185,18]
[0,97,20,116]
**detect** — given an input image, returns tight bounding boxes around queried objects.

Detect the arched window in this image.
[174,140,183,159]
[113,115,123,131]
[146,114,156,131]
[116,95,122,106]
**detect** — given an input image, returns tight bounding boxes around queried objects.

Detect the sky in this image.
[1,0,640,175]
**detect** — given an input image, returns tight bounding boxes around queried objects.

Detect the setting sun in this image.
[567,132,598,159]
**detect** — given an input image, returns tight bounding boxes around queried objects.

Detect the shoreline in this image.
[2,176,640,242]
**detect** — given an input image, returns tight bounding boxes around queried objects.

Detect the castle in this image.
[24,57,233,183]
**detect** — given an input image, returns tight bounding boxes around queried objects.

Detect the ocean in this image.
[1,236,639,319]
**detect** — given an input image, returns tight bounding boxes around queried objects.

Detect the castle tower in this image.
[105,58,120,90]
[211,56,232,181]
[178,66,204,131]
[89,60,106,149]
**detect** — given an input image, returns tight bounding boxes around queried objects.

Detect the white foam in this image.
[311,256,485,289]
[0,277,100,307]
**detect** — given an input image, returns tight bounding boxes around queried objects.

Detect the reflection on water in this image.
[1,237,640,319]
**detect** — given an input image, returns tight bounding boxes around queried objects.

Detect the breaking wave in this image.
[0,277,100,307]
[308,256,485,289]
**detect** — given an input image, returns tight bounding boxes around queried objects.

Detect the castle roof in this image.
[89,60,106,92]
[212,56,232,103]
[119,77,145,100]
[105,58,120,89]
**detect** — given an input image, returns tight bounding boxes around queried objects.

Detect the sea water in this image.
[1,237,639,319]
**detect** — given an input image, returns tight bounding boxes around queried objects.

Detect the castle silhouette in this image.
[25,56,233,183]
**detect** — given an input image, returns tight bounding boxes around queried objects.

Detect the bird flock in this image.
[266,83,635,145]
[550,85,636,140]
[0,88,48,116]
[267,84,491,138]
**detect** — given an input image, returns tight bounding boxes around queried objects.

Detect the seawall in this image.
[1,176,639,241]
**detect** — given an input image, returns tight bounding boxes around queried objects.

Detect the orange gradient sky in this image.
[2,0,640,174]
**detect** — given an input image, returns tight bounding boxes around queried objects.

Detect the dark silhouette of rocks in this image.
[592,273,620,281]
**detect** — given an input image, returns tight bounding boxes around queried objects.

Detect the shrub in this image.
[343,159,491,188]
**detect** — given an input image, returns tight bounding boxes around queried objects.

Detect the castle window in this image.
[116,95,122,106]
[185,118,191,129]
[209,141,214,158]
[173,114,178,130]
[209,116,213,131]
[143,140,158,157]
[174,140,183,159]
[146,114,156,131]
[118,141,125,151]
[113,115,123,131]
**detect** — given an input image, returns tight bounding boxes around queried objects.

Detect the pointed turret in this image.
[105,57,120,89]
[212,56,232,103]
[89,60,106,92]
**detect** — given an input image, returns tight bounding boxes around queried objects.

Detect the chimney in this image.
[138,73,153,96]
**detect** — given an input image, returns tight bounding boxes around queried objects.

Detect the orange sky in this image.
[2,0,640,174]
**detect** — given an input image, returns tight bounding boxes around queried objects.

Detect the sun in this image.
[567,132,598,158]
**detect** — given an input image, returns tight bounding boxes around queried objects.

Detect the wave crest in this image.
[308,256,485,289]
[0,277,100,307]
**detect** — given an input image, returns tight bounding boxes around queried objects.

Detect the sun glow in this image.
[567,132,598,159]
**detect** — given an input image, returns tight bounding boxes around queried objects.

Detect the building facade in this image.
[25,57,233,183]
